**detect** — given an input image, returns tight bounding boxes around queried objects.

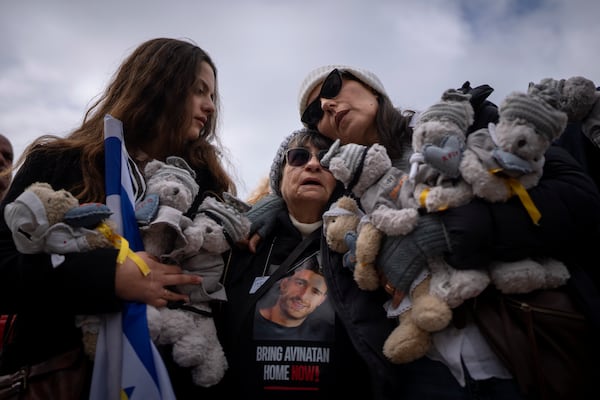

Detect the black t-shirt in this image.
[213,216,373,399]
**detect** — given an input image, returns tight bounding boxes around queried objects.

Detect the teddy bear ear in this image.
[337,195,359,213]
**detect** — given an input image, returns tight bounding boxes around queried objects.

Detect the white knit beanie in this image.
[298,65,388,123]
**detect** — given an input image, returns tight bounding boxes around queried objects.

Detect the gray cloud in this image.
[1,0,598,198]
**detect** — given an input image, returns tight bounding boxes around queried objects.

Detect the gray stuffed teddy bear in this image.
[407,89,491,308]
[538,75,600,150]
[408,88,475,213]
[457,80,572,295]
[137,156,250,387]
[321,143,453,364]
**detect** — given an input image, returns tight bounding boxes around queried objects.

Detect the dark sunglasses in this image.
[285,147,328,168]
[301,69,343,128]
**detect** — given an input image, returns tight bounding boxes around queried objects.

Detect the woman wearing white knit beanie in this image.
[298,65,402,158]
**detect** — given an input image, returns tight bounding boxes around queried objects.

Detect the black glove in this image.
[458,81,498,132]
[245,193,285,239]
[377,213,451,305]
[459,81,493,110]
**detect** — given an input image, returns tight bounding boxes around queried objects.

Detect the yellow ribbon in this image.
[416,168,541,223]
[505,178,541,225]
[419,187,430,208]
[489,169,541,225]
[96,222,150,276]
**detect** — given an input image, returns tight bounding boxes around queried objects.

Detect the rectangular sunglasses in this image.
[301,68,343,128]
[285,147,329,167]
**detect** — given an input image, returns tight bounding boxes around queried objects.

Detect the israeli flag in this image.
[90,114,175,400]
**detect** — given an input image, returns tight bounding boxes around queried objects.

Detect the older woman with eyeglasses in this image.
[181,128,381,399]
[246,65,600,399]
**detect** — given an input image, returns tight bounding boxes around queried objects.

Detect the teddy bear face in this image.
[144,157,200,213]
[28,182,79,224]
[494,119,550,167]
[412,120,467,152]
[185,213,229,254]
[147,174,195,211]
[324,214,360,253]
[323,196,361,253]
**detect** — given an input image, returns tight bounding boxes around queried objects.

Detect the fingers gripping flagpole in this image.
[90,114,175,400]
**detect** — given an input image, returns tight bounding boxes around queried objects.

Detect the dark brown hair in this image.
[18,37,235,202]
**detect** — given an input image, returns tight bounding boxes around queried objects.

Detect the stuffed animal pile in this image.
[404,89,492,308]
[320,75,597,364]
[320,140,420,291]
[3,181,117,359]
[321,142,453,364]
[457,79,572,295]
[137,156,250,387]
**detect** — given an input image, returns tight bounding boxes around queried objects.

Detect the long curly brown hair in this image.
[17,37,236,203]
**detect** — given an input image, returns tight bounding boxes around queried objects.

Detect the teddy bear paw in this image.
[146,305,162,340]
[371,207,419,236]
[173,333,228,387]
[383,321,431,364]
[353,263,380,291]
[445,269,491,308]
[190,350,228,387]
[540,257,570,288]
[490,259,547,294]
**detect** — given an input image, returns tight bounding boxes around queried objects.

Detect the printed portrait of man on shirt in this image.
[254,252,334,341]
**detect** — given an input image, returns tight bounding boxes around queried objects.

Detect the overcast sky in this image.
[1,0,598,199]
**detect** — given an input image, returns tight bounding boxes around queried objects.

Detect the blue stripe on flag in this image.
[122,303,159,384]
[90,114,175,400]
